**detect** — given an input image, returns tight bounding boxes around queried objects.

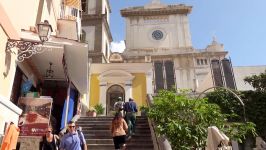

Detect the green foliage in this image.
[148,90,256,150]
[139,105,148,112]
[242,91,266,139]
[243,69,266,139]
[94,103,105,115]
[244,70,266,92]
[205,89,244,122]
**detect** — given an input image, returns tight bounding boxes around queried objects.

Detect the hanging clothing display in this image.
[1,123,20,150]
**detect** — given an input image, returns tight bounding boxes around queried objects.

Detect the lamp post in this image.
[5,20,53,62]
[196,86,246,122]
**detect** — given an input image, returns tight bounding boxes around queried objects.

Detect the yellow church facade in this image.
[88,54,153,115]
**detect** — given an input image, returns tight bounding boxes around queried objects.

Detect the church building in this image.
[86,0,235,115]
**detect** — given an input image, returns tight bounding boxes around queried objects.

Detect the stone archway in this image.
[106,84,125,115]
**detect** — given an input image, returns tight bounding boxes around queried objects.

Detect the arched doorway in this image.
[106,85,125,115]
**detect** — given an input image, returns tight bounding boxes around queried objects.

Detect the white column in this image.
[125,81,132,102]
[146,71,153,94]
[175,69,182,89]
[99,81,107,114]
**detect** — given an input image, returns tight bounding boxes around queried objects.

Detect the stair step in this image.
[86,138,153,144]
[80,126,151,130]
[87,143,154,150]
[77,116,154,150]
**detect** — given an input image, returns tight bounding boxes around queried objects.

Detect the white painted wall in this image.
[1,0,59,36]
[0,27,17,100]
[233,66,266,91]
[0,96,22,135]
[102,25,110,59]
[125,14,192,51]
[102,0,110,24]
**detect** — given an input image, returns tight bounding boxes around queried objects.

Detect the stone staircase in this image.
[76,116,155,150]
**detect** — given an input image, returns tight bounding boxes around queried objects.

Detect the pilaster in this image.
[125,81,132,102]
[99,81,107,114]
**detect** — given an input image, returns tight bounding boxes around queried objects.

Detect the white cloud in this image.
[111,41,125,53]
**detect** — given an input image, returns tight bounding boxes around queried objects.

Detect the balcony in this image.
[57,5,81,41]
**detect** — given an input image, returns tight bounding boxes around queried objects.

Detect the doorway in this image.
[106,85,125,115]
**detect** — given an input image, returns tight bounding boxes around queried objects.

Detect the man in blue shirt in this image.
[59,121,82,150]
[124,98,138,137]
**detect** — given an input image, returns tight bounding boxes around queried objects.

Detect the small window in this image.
[197,59,208,66]
[197,59,200,65]
[204,59,208,65]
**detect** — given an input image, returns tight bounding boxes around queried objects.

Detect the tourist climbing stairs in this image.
[76,116,155,150]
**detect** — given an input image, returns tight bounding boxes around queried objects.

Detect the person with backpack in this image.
[76,125,87,150]
[124,98,138,137]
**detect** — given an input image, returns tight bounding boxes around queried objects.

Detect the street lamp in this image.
[5,20,53,62]
[37,20,53,43]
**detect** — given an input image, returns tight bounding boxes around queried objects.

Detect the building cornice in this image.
[82,14,103,20]
[121,4,192,17]
[123,50,228,59]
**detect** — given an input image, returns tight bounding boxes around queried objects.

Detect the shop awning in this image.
[18,31,88,96]
[64,45,88,95]
[64,0,81,10]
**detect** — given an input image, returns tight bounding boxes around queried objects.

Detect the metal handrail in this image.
[196,86,246,122]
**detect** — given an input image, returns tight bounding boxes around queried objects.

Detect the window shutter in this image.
[222,58,236,89]
[211,60,223,87]
[154,61,164,93]
[164,61,175,90]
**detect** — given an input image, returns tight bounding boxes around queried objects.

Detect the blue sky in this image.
[109,0,266,66]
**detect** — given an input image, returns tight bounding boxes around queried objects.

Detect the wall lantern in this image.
[46,62,54,78]
[5,20,53,62]
[37,20,53,43]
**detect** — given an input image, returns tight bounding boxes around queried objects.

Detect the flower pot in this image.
[87,111,96,117]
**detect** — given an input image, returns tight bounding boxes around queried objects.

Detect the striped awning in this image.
[64,0,81,10]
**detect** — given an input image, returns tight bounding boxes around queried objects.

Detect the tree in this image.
[244,70,266,92]
[244,70,266,139]
[148,90,256,150]
[205,89,244,122]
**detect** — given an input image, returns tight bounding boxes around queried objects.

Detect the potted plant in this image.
[94,104,105,116]
[139,105,148,116]
[87,106,96,117]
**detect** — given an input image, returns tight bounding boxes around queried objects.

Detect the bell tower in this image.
[121,1,193,55]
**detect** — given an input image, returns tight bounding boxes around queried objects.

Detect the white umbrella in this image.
[206,126,230,150]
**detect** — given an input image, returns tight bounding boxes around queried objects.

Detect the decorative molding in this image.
[121,5,192,17]
[5,39,53,62]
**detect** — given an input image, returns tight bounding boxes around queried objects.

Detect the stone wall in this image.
[17,136,42,150]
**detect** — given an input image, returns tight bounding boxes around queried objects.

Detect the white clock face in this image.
[152,30,164,40]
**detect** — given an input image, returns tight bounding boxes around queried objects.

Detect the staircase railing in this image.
[146,94,160,150]
[146,94,173,150]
